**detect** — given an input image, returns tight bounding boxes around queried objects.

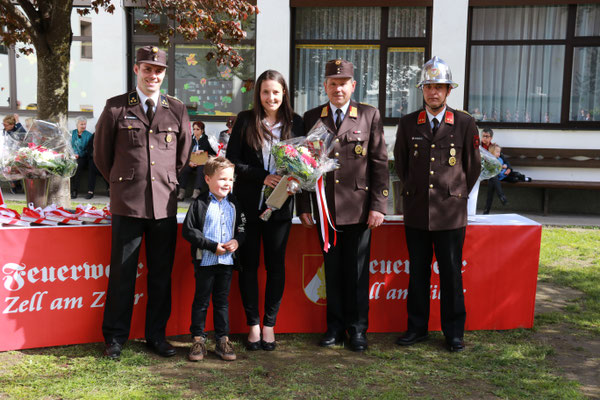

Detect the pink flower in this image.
[301,153,317,167]
[284,145,298,157]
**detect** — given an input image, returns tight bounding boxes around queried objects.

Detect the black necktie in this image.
[335,109,343,130]
[146,98,155,123]
[432,118,439,135]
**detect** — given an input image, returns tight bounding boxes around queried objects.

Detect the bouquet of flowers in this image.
[479,146,502,180]
[260,121,338,221]
[0,120,77,180]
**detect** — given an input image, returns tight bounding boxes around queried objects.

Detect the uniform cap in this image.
[325,59,354,79]
[136,45,167,68]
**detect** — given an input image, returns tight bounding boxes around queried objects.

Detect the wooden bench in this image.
[485,147,600,215]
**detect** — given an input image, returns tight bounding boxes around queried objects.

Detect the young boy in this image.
[182,156,246,361]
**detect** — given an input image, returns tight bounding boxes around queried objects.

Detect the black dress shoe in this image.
[85,192,94,200]
[104,342,122,359]
[395,331,429,346]
[446,337,465,352]
[319,331,344,347]
[245,340,261,351]
[349,333,368,352]
[71,191,78,199]
[146,340,177,357]
[261,340,276,351]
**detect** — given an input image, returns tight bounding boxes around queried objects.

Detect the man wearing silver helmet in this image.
[393,56,481,352]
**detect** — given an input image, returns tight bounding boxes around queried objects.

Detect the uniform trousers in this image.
[190,264,233,340]
[178,164,208,192]
[319,223,371,336]
[484,176,506,212]
[102,215,177,345]
[238,219,291,327]
[71,156,95,193]
[404,226,466,340]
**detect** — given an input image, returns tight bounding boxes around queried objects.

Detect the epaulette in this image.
[166,94,183,104]
[128,91,140,106]
[359,102,375,108]
[457,109,472,117]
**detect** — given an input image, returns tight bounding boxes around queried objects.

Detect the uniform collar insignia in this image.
[348,105,358,118]
[321,106,328,118]
[417,111,427,125]
[445,111,454,125]
[128,91,140,106]
[160,94,169,108]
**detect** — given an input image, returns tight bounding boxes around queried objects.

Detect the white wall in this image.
[255,0,292,83]
[88,5,129,132]
[431,0,469,109]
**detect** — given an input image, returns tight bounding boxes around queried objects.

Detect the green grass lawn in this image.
[0,226,598,399]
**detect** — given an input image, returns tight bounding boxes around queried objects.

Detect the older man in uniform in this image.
[298,59,389,352]
[94,46,192,358]
[394,56,481,352]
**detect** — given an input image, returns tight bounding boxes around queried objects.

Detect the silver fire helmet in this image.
[417,56,458,89]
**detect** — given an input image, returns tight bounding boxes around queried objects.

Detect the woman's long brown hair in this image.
[245,70,294,151]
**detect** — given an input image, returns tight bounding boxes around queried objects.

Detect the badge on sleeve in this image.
[473,133,480,148]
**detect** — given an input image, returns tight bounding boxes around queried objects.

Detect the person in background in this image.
[467,127,495,215]
[483,143,508,214]
[94,45,192,359]
[2,114,26,193]
[297,59,389,352]
[70,117,94,199]
[182,156,246,362]
[177,120,216,201]
[394,56,481,352]
[226,70,304,352]
[218,116,236,152]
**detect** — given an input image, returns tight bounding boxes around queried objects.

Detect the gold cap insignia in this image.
[152,47,159,53]
[335,60,341,65]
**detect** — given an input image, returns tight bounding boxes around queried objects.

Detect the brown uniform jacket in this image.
[297,101,389,225]
[394,107,481,231]
[94,91,192,219]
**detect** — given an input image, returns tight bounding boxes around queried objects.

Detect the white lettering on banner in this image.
[368,283,454,301]
[1,262,146,292]
[369,259,469,275]
[134,292,144,305]
[90,291,105,308]
[3,291,48,314]
[2,263,26,291]
[50,297,83,310]
[369,282,385,299]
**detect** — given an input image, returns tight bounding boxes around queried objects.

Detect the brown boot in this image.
[215,336,236,361]
[188,336,207,361]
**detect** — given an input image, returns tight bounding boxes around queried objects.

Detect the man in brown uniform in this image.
[298,59,389,352]
[94,46,192,358]
[394,56,481,352]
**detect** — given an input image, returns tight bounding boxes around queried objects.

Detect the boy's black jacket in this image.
[182,191,246,269]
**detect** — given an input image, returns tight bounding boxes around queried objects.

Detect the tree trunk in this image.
[32,1,73,208]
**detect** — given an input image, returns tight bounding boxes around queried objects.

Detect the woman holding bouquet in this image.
[227,70,304,351]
